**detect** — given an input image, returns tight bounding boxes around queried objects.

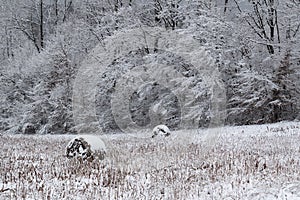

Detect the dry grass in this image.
[1,123,300,199]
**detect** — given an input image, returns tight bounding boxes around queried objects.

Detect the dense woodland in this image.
[0,0,299,134]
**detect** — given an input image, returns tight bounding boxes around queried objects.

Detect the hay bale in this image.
[152,125,171,138]
[65,135,106,161]
[22,123,36,134]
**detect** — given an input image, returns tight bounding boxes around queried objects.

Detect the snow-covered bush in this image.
[65,135,106,161]
[152,124,171,138]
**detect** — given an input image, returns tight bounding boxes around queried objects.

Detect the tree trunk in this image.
[40,0,44,50]
[224,0,229,13]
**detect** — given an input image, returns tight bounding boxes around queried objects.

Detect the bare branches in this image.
[233,0,281,54]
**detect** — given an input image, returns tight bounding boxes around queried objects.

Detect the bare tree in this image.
[10,1,44,52]
[233,0,281,54]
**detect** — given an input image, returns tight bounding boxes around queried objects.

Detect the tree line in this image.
[0,0,299,134]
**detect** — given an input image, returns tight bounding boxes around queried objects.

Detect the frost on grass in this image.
[66,135,106,161]
[1,122,300,199]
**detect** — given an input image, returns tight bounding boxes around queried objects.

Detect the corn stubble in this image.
[1,124,300,199]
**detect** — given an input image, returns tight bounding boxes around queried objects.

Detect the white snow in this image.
[152,124,171,138]
[76,134,107,153]
[1,122,300,199]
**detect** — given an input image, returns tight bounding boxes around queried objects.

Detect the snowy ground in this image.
[1,122,300,199]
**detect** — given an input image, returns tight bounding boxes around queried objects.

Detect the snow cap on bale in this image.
[152,124,171,138]
[66,135,106,161]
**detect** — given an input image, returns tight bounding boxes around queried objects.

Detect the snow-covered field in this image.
[1,122,300,200]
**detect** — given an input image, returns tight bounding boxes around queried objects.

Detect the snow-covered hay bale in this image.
[65,135,106,161]
[152,125,171,138]
[22,123,36,134]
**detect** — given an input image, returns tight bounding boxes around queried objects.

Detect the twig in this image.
[0,188,11,193]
